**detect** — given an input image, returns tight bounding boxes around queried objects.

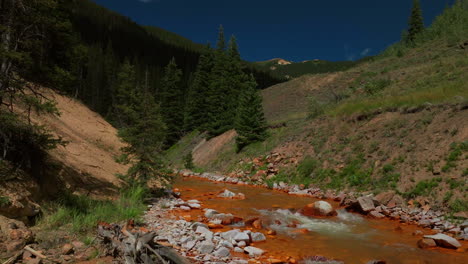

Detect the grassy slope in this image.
[168,2,468,212]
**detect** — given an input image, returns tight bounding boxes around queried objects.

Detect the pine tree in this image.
[114,61,166,183]
[407,0,424,44]
[184,45,214,131]
[235,74,267,152]
[205,27,231,137]
[160,57,184,146]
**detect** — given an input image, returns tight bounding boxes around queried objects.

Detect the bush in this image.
[307,97,325,119]
[183,153,195,169]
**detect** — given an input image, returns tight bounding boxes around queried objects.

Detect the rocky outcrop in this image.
[0,215,34,258]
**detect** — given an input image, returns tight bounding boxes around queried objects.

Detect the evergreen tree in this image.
[206,27,232,137]
[407,0,424,43]
[160,58,184,146]
[235,74,267,152]
[114,61,166,183]
[184,45,214,131]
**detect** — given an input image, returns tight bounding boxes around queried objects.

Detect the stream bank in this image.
[147,172,468,263]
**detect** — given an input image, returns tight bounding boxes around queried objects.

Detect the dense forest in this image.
[0,0,273,182]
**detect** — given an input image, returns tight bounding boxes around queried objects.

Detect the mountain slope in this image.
[254,57,370,79]
[166,1,468,213]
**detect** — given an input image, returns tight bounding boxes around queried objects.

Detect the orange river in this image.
[173,176,468,263]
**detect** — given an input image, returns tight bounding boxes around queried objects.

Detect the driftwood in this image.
[97,221,189,264]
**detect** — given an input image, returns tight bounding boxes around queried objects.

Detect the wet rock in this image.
[369,210,385,219]
[301,201,337,217]
[188,203,201,209]
[198,241,215,254]
[212,213,235,225]
[244,246,264,257]
[218,189,236,198]
[213,246,230,258]
[417,238,436,249]
[62,244,74,255]
[412,230,424,236]
[424,233,461,249]
[251,232,266,242]
[204,209,219,218]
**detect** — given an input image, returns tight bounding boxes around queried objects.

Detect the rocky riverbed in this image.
[144,197,277,264]
[175,170,468,249]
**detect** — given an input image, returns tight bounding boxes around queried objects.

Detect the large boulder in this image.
[374,191,395,206]
[356,196,375,213]
[424,233,461,249]
[301,201,337,217]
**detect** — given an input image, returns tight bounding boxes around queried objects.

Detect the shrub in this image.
[183,153,195,170]
[450,199,468,213]
[307,97,325,119]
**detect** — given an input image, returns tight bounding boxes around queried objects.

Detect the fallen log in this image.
[97,221,190,264]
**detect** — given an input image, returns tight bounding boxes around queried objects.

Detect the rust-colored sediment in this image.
[172,177,468,264]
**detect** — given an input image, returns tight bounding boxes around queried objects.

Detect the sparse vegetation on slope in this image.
[168,1,468,213]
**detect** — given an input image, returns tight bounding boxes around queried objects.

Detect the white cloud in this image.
[360,48,371,57]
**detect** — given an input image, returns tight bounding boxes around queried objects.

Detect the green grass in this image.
[0,196,11,206]
[39,186,147,233]
[450,198,468,213]
[405,177,442,198]
[442,141,468,172]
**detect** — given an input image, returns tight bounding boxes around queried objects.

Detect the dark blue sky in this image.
[91,0,453,62]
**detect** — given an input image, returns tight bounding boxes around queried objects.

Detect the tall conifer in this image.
[160,57,184,146]
[185,45,213,131]
[235,74,267,151]
[407,0,424,43]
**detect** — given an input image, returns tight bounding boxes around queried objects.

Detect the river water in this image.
[174,177,468,263]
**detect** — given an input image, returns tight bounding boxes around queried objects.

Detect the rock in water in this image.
[424,233,461,249]
[244,246,265,257]
[204,209,219,218]
[301,201,337,217]
[251,232,266,242]
[417,238,436,249]
[218,189,236,198]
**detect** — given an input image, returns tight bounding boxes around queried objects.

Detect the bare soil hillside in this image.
[0,89,127,219]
